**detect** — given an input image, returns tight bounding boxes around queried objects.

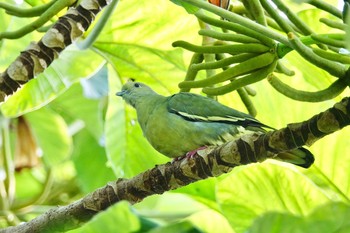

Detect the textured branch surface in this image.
[0,0,111,102]
[2,97,350,233]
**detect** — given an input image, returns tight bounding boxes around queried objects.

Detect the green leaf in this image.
[247,202,350,233]
[25,107,72,167]
[69,201,141,233]
[71,129,115,193]
[187,209,236,233]
[170,0,200,14]
[92,0,200,92]
[216,163,331,233]
[1,47,104,118]
[305,126,350,200]
[148,221,201,233]
[93,43,187,94]
[50,82,105,141]
[174,177,220,211]
[94,0,200,50]
[80,65,109,99]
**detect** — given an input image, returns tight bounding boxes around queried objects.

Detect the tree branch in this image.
[2,97,350,233]
[0,0,111,102]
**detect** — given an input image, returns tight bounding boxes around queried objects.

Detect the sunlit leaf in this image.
[247,202,350,233]
[94,0,200,50]
[71,129,115,193]
[69,201,141,233]
[25,107,72,166]
[306,127,350,199]
[170,0,200,14]
[80,65,109,99]
[216,163,331,232]
[1,47,104,117]
[174,177,220,211]
[187,209,236,233]
[148,221,201,233]
[49,82,105,141]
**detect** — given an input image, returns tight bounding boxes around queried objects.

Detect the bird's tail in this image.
[275,147,314,168]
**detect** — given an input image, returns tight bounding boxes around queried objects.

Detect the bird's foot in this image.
[172,146,208,163]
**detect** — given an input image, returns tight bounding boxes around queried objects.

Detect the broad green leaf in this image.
[50,81,105,141]
[298,8,342,34]
[216,163,330,233]
[93,43,187,94]
[25,107,72,166]
[170,1,200,14]
[282,51,334,91]
[80,65,109,99]
[187,209,236,233]
[105,66,167,178]
[247,202,350,233]
[94,0,200,50]
[69,201,141,233]
[174,177,220,211]
[1,47,104,118]
[148,221,201,233]
[306,126,350,199]
[71,129,115,194]
[14,169,44,200]
[247,212,305,233]
[92,0,200,92]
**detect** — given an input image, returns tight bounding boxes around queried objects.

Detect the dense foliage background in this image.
[1,0,350,232]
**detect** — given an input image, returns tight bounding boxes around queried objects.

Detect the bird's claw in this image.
[171,146,207,163]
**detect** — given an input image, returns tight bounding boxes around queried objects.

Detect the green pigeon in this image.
[116,80,314,168]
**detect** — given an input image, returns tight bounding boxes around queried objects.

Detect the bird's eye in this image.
[134,83,141,88]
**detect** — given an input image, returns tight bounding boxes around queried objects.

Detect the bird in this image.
[116,80,314,168]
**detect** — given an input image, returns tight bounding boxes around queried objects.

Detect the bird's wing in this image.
[167,92,271,129]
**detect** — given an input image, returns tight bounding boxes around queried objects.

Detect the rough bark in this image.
[2,97,350,233]
[0,0,111,101]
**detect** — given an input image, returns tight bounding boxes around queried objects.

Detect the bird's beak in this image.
[116,90,127,96]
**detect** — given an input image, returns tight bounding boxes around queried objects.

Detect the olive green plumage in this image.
[116,81,314,168]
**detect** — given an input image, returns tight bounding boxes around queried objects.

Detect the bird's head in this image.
[116,80,156,107]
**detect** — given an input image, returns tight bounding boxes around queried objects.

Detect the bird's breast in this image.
[139,106,245,158]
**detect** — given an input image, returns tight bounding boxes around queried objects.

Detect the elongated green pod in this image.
[311,34,346,48]
[191,53,256,71]
[179,52,276,89]
[172,40,269,55]
[272,0,313,35]
[0,0,75,40]
[260,0,295,34]
[182,0,290,45]
[244,86,257,96]
[288,32,346,78]
[0,0,56,17]
[241,0,267,26]
[202,60,277,95]
[308,0,342,19]
[199,29,260,43]
[320,18,346,30]
[237,87,257,117]
[268,75,347,102]
[195,12,276,47]
[312,48,350,64]
[276,61,295,76]
[180,53,204,92]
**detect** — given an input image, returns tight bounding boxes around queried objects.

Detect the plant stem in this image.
[268,75,347,102]
[0,0,75,40]
[180,0,290,46]
[77,0,119,49]
[0,0,56,17]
